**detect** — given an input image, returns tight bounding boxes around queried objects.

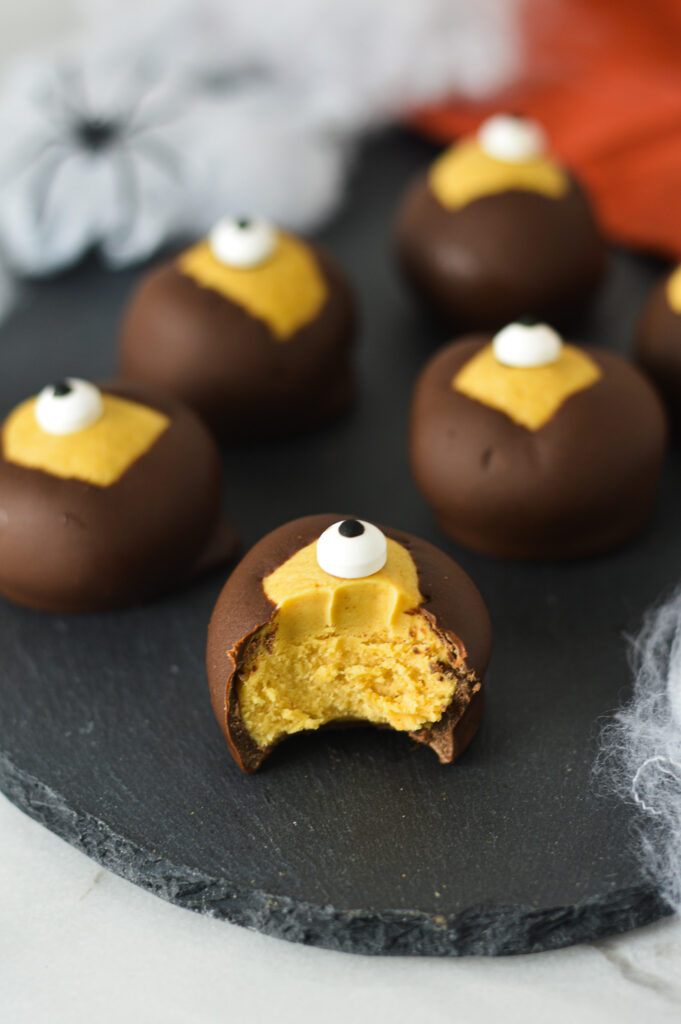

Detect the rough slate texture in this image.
[0,130,675,955]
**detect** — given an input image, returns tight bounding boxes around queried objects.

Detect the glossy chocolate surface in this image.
[410,338,667,560]
[635,278,681,432]
[395,177,605,330]
[119,246,355,441]
[0,382,237,611]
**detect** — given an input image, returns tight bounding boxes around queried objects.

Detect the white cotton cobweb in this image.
[597,588,681,912]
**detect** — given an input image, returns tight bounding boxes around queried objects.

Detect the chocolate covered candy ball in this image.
[410,321,667,560]
[635,266,681,431]
[395,115,605,330]
[0,379,238,611]
[119,217,355,441]
[207,514,491,772]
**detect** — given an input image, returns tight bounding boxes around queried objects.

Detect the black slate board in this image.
[0,130,675,956]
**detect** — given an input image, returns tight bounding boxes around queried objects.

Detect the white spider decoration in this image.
[0,0,521,292]
[0,58,192,273]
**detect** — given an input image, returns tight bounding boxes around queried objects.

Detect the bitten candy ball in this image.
[410,322,667,560]
[395,114,606,330]
[206,514,491,772]
[119,217,356,441]
[0,379,238,611]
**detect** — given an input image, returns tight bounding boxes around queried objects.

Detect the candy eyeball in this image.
[209,217,277,269]
[34,378,104,435]
[316,519,387,579]
[493,319,563,368]
[477,114,546,164]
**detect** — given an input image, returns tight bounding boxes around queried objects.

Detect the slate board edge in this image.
[1,751,672,957]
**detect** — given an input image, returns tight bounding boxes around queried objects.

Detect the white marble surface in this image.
[1,793,681,1023]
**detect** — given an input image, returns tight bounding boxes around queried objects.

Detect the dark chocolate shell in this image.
[395,176,605,330]
[410,338,667,559]
[0,382,238,611]
[119,246,355,441]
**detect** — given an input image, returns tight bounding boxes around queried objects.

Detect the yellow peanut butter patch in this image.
[178,232,328,340]
[666,266,681,314]
[263,537,423,637]
[429,139,569,210]
[453,343,602,431]
[3,394,169,486]
[238,538,466,748]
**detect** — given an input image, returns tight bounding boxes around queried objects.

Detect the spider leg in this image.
[124,86,189,139]
[2,137,69,187]
[28,74,82,135]
[129,134,183,182]
[32,148,77,228]
[55,61,92,122]
[109,146,140,250]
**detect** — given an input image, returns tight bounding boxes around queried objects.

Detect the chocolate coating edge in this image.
[634,279,681,434]
[0,382,238,612]
[410,338,667,560]
[395,178,605,330]
[206,514,492,772]
[119,246,356,441]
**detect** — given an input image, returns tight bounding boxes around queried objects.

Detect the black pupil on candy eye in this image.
[236,219,251,229]
[52,380,73,397]
[517,315,538,327]
[339,519,364,538]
